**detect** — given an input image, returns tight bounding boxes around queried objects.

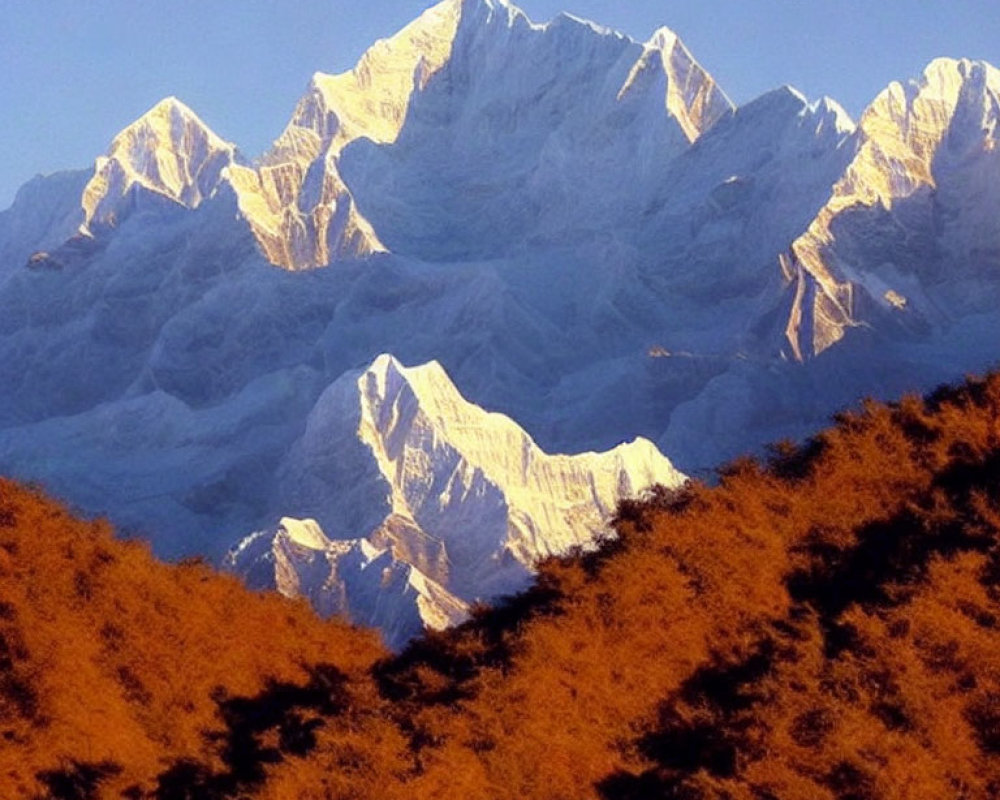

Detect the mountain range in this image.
[1,0,998,643]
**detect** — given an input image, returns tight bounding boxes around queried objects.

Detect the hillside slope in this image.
[0,481,402,799]
[2,372,999,798]
[362,372,1000,799]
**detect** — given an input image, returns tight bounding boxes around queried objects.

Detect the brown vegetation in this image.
[0,480,401,799]
[2,373,999,798]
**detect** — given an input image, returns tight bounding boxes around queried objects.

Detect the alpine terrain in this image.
[0,0,999,643]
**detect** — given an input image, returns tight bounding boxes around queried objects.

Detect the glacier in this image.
[1,0,999,641]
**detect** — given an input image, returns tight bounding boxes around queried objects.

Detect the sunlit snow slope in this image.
[61,0,731,270]
[227,354,683,646]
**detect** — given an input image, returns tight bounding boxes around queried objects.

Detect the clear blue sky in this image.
[2,1,998,208]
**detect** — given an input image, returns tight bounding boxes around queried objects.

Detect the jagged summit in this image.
[731,86,854,136]
[40,0,737,269]
[811,95,856,133]
[18,4,1000,281]
[462,0,530,28]
[325,0,732,261]
[618,25,732,142]
[297,0,462,148]
[920,55,1000,90]
[227,353,685,644]
[79,96,237,233]
[221,0,466,268]
[227,515,469,649]
[778,54,1000,361]
[84,0,731,269]
[546,10,621,38]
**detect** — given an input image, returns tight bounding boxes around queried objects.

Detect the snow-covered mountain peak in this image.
[646,25,680,51]
[546,11,620,38]
[621,24,732,141]
[858,57,1000,143]
[114,96,210,135]
[139,96,200,123]
[260,354,685,613]
[777,55,1000,361]
[354,353,532,486]
[223,0,471,269]
[62,0,736,271]
[365,351,410,380]
[222,353,684,644]
[919,56,1000,95]
[284,0,462,153]
[810,95,856,135]
[360,353,463,424]
[227,514,470,649]
[79,97,236,233]
[740,88,854,137]
[465,0,530,26]
[779,84,808,104]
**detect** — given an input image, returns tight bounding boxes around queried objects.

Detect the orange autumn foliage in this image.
[1,372,999,799]
[0,481,403,799]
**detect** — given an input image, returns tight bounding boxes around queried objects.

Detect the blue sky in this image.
[2,0,999,208]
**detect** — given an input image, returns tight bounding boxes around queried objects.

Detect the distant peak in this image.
[915,56,1000,90]
[858,55,1000,133]
[815,94,846,112]
[79,94,236,232]
[734,85,808,120]
[108,96,233,156]
[363,353,450,397]
[450,0,527,27]
[147,95,194,115]
[923,56,970,77]
[923,56,1000,90]
[467,0,521,14]
[125,96,218,135]
[812,95,856,133]
[367,352,406,377]
[745,84,808,109]
[779,84,808,104]
[277,517,330,551]
[736,86,854,135]
[618,24,732,141]
[647,26,680,50]
[547,11,618,37]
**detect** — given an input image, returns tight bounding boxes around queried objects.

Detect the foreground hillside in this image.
[2,372,999,798]
[0,483,401,798]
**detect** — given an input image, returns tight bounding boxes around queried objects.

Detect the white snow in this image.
[226,512,468,649]
[226,353,686,646]
[80,98,238,234]
[71,0,733,269]
[782,57,1000,359]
